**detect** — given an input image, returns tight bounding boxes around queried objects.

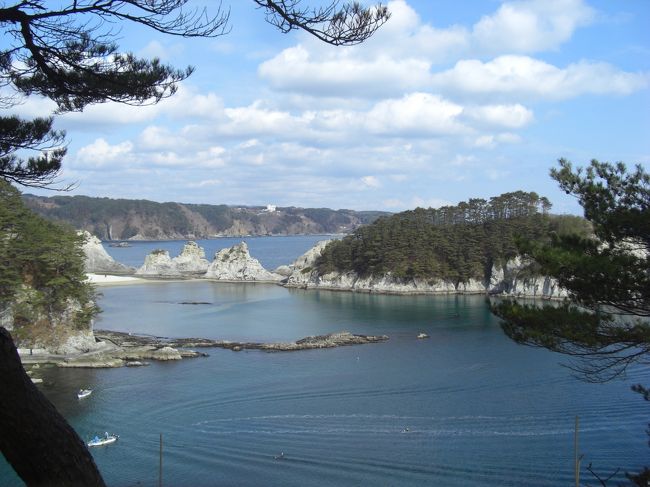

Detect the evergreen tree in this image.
[491,159,649,485]
[492,160,649,381]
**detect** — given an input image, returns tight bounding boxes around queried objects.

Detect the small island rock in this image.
[204,242,283,282]
[136,241,209,277]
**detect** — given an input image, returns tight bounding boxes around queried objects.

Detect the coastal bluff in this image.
[284,241,567,299]
[81,231,133,274]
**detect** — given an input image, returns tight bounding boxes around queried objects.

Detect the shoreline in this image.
[86,274,145,285]
[88,272,563,300]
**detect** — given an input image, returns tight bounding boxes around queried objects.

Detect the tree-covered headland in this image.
[0,180,98,348]
[316,190,591,284]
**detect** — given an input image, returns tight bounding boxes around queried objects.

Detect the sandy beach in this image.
[86,273,145,285]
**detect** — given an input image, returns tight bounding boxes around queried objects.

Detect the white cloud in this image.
[365,93,466,136]
[361,176,382,188]
[463,104,534,129]
[140,126,191,151]
[195,146,227,168]
[259,45,432,98]
[472,0,595,54]
[257,0,609,101]
[188,179,222,188]
[431,56,649,100]
[75,139,133,167]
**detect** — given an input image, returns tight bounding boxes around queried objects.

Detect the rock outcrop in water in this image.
[97,330,388,353]
[284,241,567,299]
[20,329,388,370]
[136,241,209,277]
[81,231,133,274]
[204,242,283,282]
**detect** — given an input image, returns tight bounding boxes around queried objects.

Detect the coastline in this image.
[86,274,145,285]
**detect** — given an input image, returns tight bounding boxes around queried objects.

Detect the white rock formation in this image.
[136,241,209,277]
[80,231,133,274]
[285,241,567,298]
[204,242,283,281]
[172,241,210,274]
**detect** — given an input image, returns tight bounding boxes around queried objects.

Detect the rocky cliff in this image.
[134,241,282,281]
[81,231,133,274]
[136,241,209,277]
[204,242,283,282]
[4,286,102,354]
[284,242,567,298]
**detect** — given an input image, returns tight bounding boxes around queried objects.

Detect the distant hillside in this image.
[22,194,388,240]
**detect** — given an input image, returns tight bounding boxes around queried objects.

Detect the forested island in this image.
[22,194,388,240]
[286,191,592,293]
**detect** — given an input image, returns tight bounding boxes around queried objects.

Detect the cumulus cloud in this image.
[42,0,645,213]
[259,45,432,98]
[75,139,133,168]
[256,0,623,102]
[472,0,595,54]
[431,56,649,100]
[365,93,466,136]
[463,104,534,129]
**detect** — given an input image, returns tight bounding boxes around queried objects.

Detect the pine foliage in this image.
[316,191,589,283]
[0,180,98,343]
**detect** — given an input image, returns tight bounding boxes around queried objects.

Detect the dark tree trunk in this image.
[0,327,106,487]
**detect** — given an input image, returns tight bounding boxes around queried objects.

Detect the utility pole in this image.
[574,416,580,487]
[159,433,163,487]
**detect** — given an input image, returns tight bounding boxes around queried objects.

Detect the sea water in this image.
[1,237,647,486]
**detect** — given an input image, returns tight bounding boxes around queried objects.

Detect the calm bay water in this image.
[102,235,331,270]
[1,237,647,486]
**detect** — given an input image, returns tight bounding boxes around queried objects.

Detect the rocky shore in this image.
[83,236,567,298]
[283,241,567,299]
[20,329,389,369]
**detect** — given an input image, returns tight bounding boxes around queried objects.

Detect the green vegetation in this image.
[491,159,649,485]
[0,180,98,346]
[316,191,590,282]
[23,194,389,239]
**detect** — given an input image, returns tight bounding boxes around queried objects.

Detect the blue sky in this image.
[16,0,650,214]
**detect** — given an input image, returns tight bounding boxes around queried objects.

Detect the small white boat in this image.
[77,389,92,399]
[88,434,119,447]
[417,333,429,339]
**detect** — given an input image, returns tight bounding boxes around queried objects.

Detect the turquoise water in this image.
[1,238,648,486]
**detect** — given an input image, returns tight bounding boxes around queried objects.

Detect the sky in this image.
[12,0,650,214]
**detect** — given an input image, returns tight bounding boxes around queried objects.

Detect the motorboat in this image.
[88,434,118,447]
[77,389,92,399]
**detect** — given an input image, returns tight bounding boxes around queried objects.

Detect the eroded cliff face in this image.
[3,285,100,354]
[81,231,133,274]
[135,241,210,277]
[284,242,567,298]
[134,241,282,281]
[204,242,283,282]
